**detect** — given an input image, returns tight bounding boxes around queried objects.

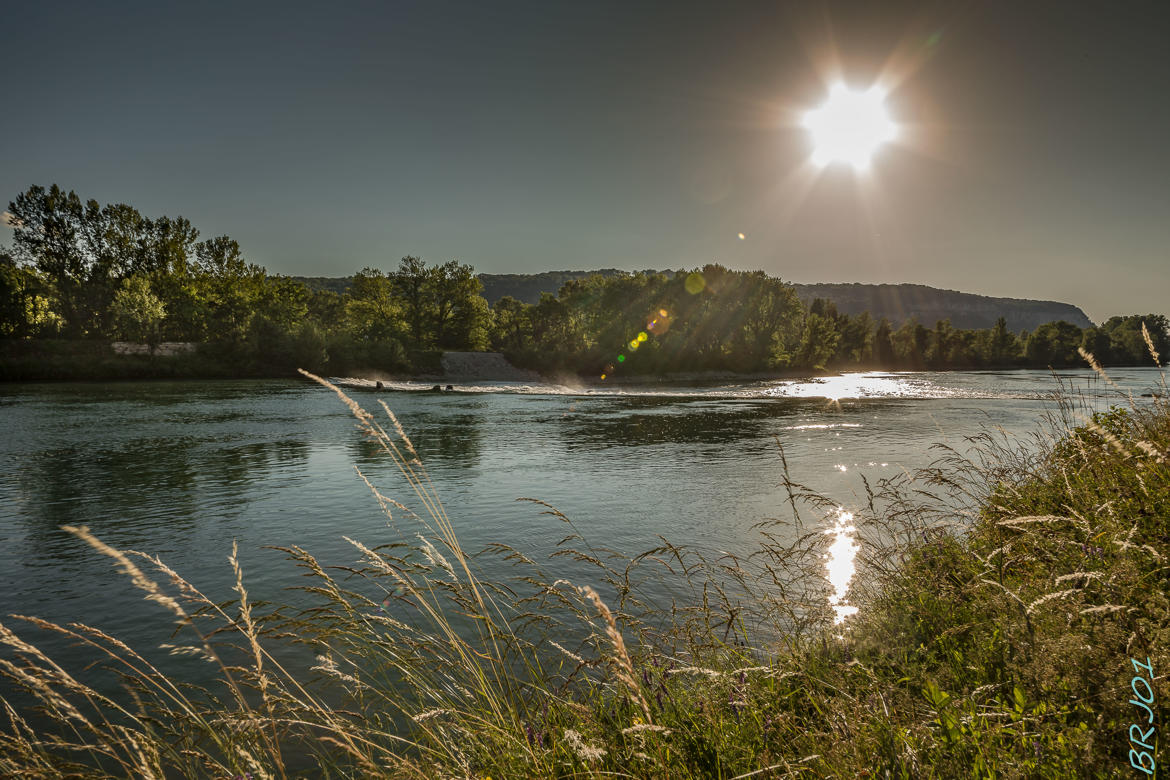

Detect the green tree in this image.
[927,320,954,368]
[346,268,402,341]
[795,312,839,370]
[892,319,930,369]
[0,252,60,337]
[392,256,430,347]
[111,276,167,344]
[872,318,896,366]
[1079,326,1112,365]
[429,260,489,349]
[1100,314,1169,365]
[8,185,88,335]
[1024,321,1083,367]
[982,317,1019,366]
[490,295,532,354]
[195,236,263,342]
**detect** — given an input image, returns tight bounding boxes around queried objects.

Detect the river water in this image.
[0,368,1165,700]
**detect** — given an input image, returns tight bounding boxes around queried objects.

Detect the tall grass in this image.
[1,358,1167,778]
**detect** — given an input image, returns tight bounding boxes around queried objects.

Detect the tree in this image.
[1101,314,1169,366]
[795,312,839,370]
[983,317,1019,366]
[927,320,954,368]
[195,236,263,342]
[892,319,930,369]
[429,260,488,349]
[346,267,403,342]
[1079,326,1112,365]
[1024,321,1083,367]
[872,318,895,366]
[490,295,532,353]
[8,185,88,335]
[111,276,167,344]
[392,256,430,347]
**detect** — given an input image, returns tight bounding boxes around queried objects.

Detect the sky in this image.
[1,0,1167,323]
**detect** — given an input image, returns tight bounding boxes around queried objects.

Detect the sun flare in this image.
[803,83,898,170]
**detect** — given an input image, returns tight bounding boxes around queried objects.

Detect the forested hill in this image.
[293,272,1094,332]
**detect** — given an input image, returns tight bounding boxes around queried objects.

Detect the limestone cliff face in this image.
[792,283,1093,331]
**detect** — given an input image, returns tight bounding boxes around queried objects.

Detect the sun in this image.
[803,83,898,170]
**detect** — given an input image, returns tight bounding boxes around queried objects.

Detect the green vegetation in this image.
[488,274,1166,376]
[0,185,490,380]
[3,183,1167,381]
[2,353,1168,777]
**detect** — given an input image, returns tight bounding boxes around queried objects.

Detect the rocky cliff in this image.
[792,283,1093,331]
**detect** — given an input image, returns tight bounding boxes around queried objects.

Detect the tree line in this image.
[1,184,1165,379]
[490,268,1166,375]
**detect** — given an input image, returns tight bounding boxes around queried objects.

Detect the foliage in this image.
[1,185,493,378]
[110,275,166,344]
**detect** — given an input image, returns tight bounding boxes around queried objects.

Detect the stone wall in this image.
[111,342,198,356]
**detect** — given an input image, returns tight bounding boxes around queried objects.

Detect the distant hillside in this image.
[292,270,664,304]
[792,283,1093,331]
[479,270,648,305]
[287,276,350,295]
[290,273,1093,332]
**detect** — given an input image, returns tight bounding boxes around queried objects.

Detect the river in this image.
[0,367,1164,701]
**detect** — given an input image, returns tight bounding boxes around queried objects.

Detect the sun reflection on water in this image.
[824,508,860,624]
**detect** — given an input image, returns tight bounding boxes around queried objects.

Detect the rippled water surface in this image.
[1,368,1164,694]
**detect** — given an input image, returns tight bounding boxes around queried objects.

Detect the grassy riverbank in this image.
[1,357,1167,777]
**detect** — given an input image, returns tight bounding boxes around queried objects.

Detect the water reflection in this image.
[348,402,485,468]
[824,508,859,624]
[558,398,852,449]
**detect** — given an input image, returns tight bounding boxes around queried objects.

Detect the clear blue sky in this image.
[2,0,1167,322]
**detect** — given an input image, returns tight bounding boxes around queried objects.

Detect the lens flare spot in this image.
[617,354,625,362]
[737,232,746,240]
[685,272,706,295]
[600,373,607,380]
[637,332,648,342]
[629,340,639,350]
[659,309,668,317]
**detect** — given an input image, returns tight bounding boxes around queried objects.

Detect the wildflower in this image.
[564,730,607,763]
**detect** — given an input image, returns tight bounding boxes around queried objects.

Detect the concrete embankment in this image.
[438,351,541,382]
